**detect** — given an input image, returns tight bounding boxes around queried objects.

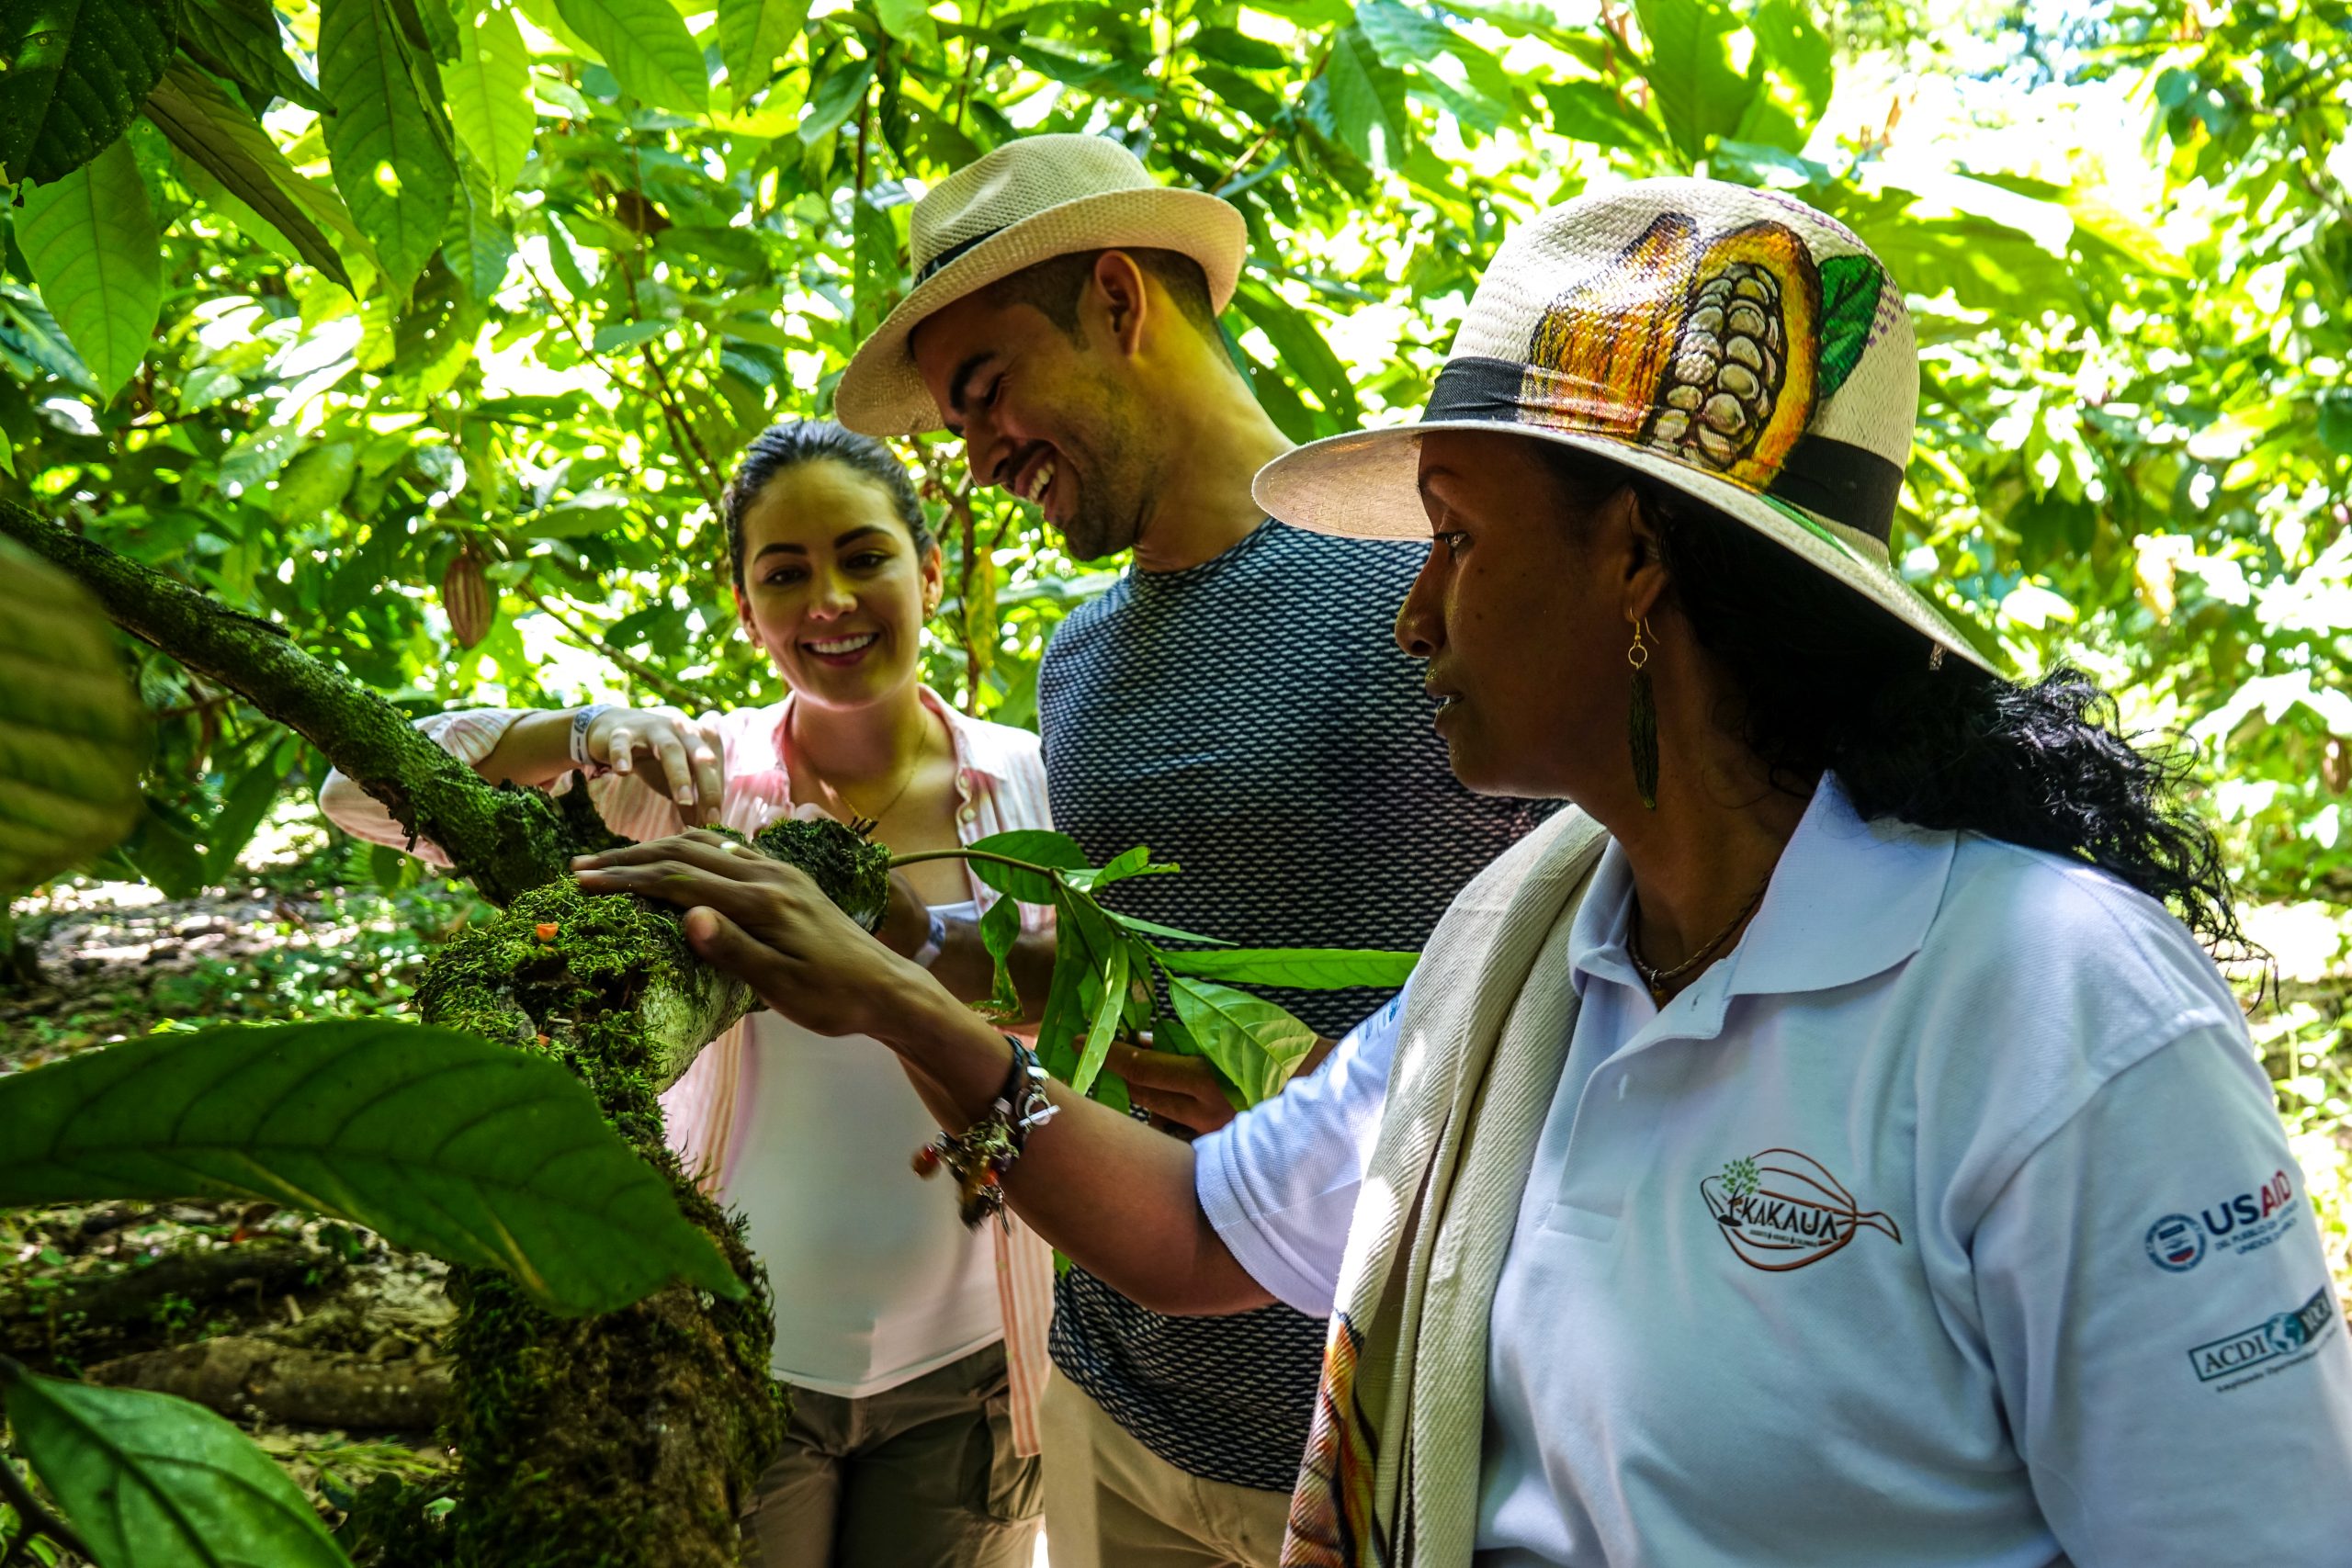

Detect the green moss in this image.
[752,817,891,932]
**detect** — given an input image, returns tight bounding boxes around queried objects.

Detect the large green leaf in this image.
[142,60,367,292]
[0,536,143,897]
[445,0,535,200]
[553,0,708,112]
[4,1370,350,1568]
[1234,277,1363,426]
[17,138,161,402]
[1151,944,1419,991]
[1069,941,1129,1097]
[1354,0,1448,66]
[797,51,873,143]
[718,0,809,97]
[1634,0,1752,164]
[0,0,175,185]
[320,0,460,296]
[177,0,334,112]
[0,1021,745,1316]
[1168,976,1320,1107]
[964,828,1092,904]
[444,151,518,299]
[1322,22,1409,168]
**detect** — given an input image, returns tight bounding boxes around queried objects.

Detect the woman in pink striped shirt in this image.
[320,421,1055,1568]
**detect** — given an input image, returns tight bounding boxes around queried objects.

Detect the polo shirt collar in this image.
[1567,774,1956,1025]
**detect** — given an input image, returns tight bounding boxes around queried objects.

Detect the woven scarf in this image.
[1282,806,1609,1568]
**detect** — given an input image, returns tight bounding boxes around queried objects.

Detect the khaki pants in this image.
[743,1341,1042,1568]
[1038,1370,1294,1568]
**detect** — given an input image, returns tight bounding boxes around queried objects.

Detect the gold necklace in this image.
[795,715,930,827]
[1627,874,1770,1006]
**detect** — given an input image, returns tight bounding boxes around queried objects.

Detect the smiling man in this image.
[835,134,1553,1568]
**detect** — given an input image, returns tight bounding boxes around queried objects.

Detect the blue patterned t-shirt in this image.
[1037,517,1555,1491]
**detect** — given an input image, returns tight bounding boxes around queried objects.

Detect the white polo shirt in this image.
[1199,777,2352,1566]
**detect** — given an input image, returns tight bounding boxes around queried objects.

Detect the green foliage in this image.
[0,0,177,185]
[954,829,1417,1107]
[2,1364,351,1567]
[0,539,143,897]
[0,0,2341,911]
[16,140,161,402]
[0,1020,745,1315]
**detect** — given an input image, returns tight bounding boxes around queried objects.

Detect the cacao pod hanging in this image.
[2324,737,2351,795]
[443,547,496,649]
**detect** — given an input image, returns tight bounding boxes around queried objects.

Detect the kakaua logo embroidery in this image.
[1701,1148,1901,1270]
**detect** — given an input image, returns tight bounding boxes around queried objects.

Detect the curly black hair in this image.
[1553,450,2245,951]
[722,420,933,588]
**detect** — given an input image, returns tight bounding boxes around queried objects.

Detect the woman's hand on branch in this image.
[586,708,726,825]
[571,830,938,1041]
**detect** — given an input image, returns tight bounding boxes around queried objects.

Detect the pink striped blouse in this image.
[317,687,1060,1454]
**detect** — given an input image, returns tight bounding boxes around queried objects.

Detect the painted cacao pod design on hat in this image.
[1700,1146,1901,1271]
[1521,213,1888,494]
[441,546,495,649]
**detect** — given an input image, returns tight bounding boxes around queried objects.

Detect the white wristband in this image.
[910,907,947,968]
[569,704,616,774]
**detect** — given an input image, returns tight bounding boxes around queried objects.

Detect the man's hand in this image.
[1105,1037,1241,1137]
[571,829,939,1041]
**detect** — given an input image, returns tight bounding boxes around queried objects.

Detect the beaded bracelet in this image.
[913,1035,1057,1229]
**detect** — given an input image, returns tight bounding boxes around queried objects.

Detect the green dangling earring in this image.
[1626,615,1657,810]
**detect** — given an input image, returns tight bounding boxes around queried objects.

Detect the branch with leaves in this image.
[894,831,1416,1113]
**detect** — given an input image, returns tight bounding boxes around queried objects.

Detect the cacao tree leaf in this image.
[177,0,334,113]
[1233,276,1362,424]
[202,750,288,883]
[1324,23,1408,168]
[1150,944,1419,991]
[874,0,936,47]
[1747,0,1832,136]
[1542,78,1667,152]
[3,1369,350,1568]
[964,828,1091,904]
[0,1021,747,1315]
[978,892,1022,1016]
[1168,976,1319,1106]
[1354,0,1448,66]
[0,0,175,185]
[0,536,144,897]
[1634,0,1752,164]
[17,138,162,402]
[554,0,708,112]
[718,0,809,97]
[142,60,368,292]
[1069,941,1129,1096]
[444,151,518,299]
[320,0,461,296]
[1102,909,1236,946]
[798,52,873,143]
[445,0,535,199]
[1060,843,1177,891]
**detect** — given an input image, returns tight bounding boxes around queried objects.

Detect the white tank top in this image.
[725,901,1002,1398]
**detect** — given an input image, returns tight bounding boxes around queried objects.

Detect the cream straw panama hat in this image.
[1252,175,1995,674]
[836,134,1248,437]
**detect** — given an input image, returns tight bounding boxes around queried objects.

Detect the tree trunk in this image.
[0,502,888,1566]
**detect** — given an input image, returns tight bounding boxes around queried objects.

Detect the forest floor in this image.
[3,829,2347,1561]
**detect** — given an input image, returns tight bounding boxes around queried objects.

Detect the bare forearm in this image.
[473,708,586,788]
[882,985,1272,1315]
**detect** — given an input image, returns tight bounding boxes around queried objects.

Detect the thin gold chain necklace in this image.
[1627,874,1770,1006]
[793,712,930,827]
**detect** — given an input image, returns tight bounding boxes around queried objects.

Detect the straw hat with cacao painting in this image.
[1253,175,1993,673]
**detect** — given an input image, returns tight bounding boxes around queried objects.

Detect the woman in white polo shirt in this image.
[572,181,2352,1566]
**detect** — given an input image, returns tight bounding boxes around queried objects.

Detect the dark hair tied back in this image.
[723,420,933,585]
[1562,453,2245,952]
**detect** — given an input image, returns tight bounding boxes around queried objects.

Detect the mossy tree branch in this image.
[0,501,587,906]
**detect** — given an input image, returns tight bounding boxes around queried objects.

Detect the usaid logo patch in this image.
[2143,1170,2300,1273]
[2188,1285,2339,1390]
